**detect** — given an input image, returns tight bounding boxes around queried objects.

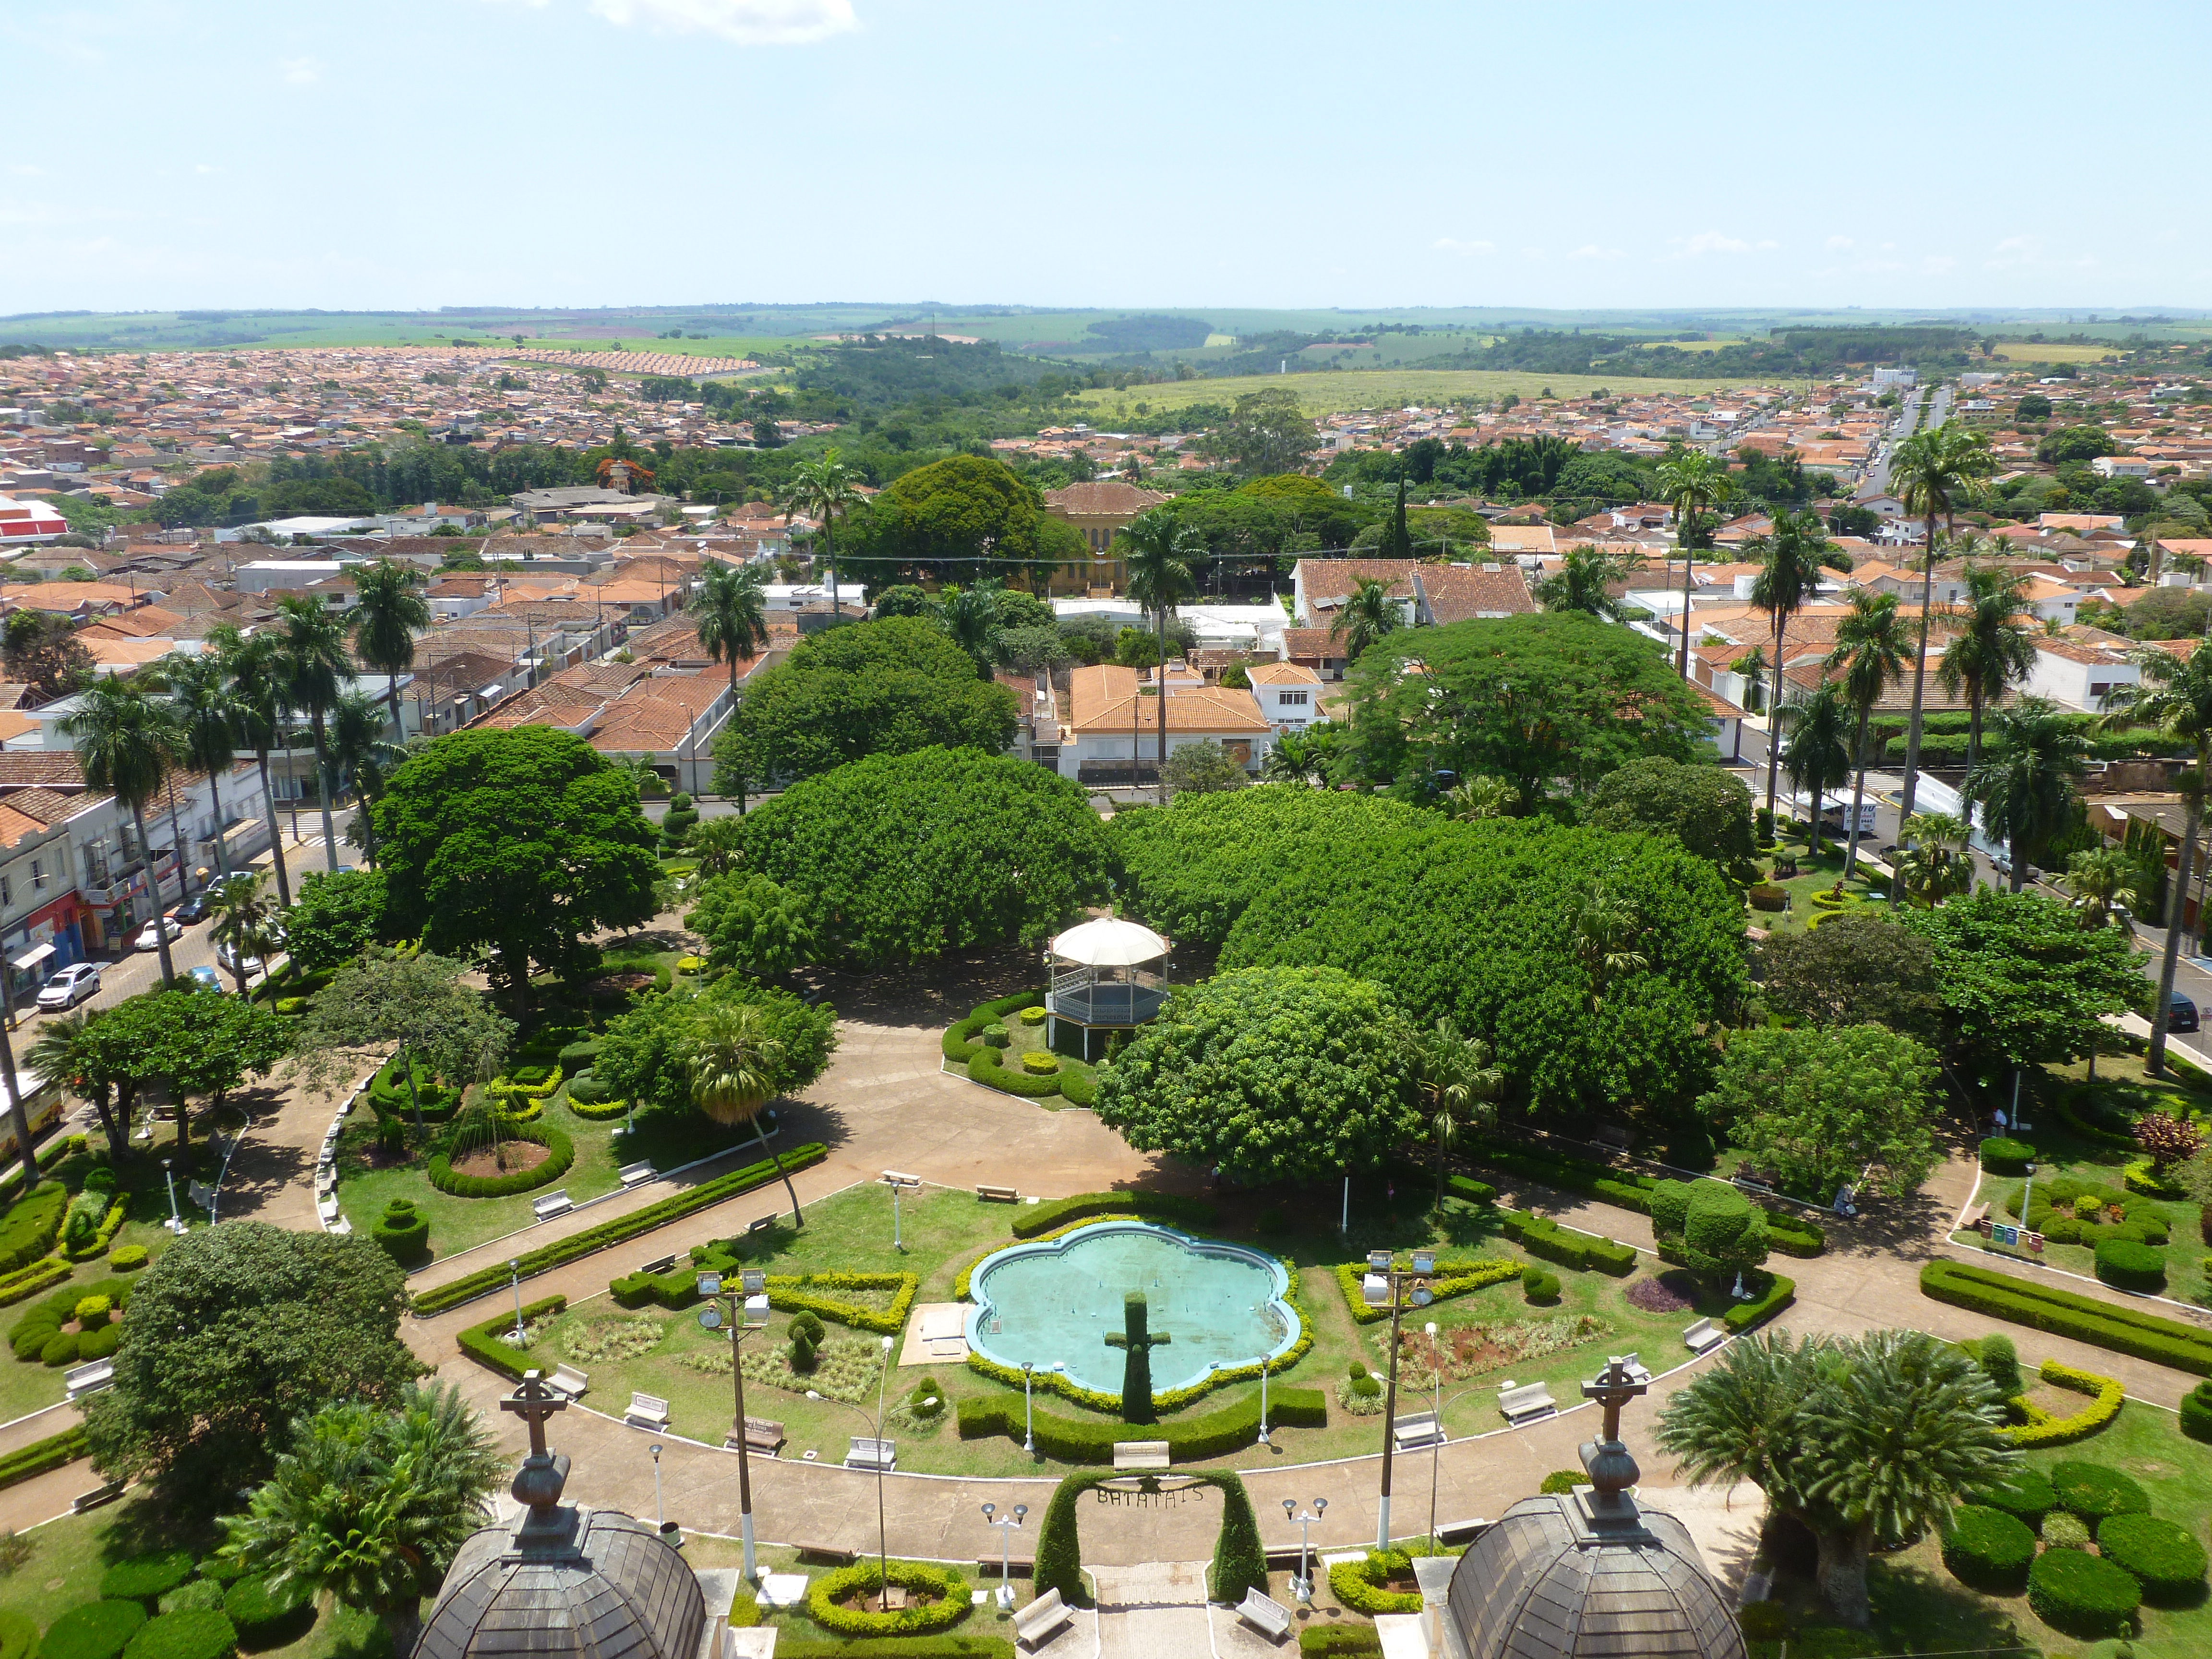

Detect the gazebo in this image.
[1045,916,1171,1061]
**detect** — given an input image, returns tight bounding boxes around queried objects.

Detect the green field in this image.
[1074,367,1772,418]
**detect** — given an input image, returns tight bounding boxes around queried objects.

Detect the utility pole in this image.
[1362,1249,1436,1551]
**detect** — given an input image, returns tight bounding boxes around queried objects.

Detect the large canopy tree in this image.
[733,745,1111,969]
[594,974,836,1129]
[1700,1022,1943,1199]
[290,952,515,1130]
[1094,966,1423,1186]
[846,454,1085,590]
[374,727,660,994]
[1584,757,1755,864]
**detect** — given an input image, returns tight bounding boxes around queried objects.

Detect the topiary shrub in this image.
[73,1295,111,1326]
[1020,1051,1058,1076]
[0,1607,34,1659]
[1522,1267,1561,1304]
[1980,1137,2034,1174]
[119,1607,237,1659]
[36,1600,146,1659]
[566,1073,611,1104]
[2042,1512,2091,1551]
[1329,1551,1423,1616]
[154,1584,224,1617]
[1974,1333,2022,1396]
[1939,1504,2037,1594]
[40,1330,79,1366]
[980,1023,1011,1049]
[77,1323,121,1361]
[370,1199,431,1266]
[2051,1461,2151,1531]
[2028,1548,2142,1637]
[1747,884,1787,913]
[1538,1469,1585,1495]
[2181,1379,2212,1443]
[1969,1468,2054,1528]
[223,1575,316,1650]
[2095,1238,2167,1293]
[801,1560,972,1637]
[2096,1513,2209,1603]
[110,1246,148,1271]
[100,1550,197,1603]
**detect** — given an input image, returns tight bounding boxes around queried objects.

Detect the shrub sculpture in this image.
[98,1549,196,1603]
[370,1199,431,1265]
[2027,1549,2142,1637]
[2095,1238,2167,1293]
[35,1600,145,1659]
[2181,1378,2212,1443]
[1980,1137,2034,1174]
[1940,1504,2037,1594]
[2050,1461,2151,1531]
[118,1609,238,1659]
[2096,1514,2210,1602]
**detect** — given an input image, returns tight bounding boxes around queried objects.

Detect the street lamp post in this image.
[162,1159,184,1235]
[696,1267,772,1581]
[1022,1362,1036,1455]
[1362,1249,1435,1552]
[508,1258,524,1344]
[651,1442,664,1531]
[1258,1350,1271,1447]
[808,1334,897,1611]
[981,1502,1029,1611]
[881,1170,920,1253]
[1280,1497,1327,1603]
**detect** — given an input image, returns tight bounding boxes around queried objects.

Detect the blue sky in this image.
[3,0,2208,316]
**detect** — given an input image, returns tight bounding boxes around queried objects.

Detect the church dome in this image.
[414,1505,706,1659]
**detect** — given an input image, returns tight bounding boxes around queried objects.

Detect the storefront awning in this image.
[9,943,54,973]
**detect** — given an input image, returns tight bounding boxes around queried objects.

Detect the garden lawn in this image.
[0,1492,389,1659]
[954,1050,1097,1112]
[1748,831,1889,938]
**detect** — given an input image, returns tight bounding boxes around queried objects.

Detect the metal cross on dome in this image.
[502,1370,569,1460]
[1580,1354,1648,1445]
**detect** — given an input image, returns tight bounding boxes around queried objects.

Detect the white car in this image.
[215,939,266,976]
[34,963,100,1011]
[134,916,184,952]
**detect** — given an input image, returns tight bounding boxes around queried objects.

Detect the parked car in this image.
[134,916,184,952]
[187,965,225,994]
[215,940,265,976]
[2172,994,2200,1034]
[170,891,214,925]
[34,963,100,1011]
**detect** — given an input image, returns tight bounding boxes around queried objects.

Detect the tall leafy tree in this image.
[1961,697,2089,893]
[159,650,241,881]
[24,1013,124,1161]
[1780,681,1853,856]
[1655,449,1739,676]
[61,677,182,986]
[1120,510,1199,803]
[1328,577,1405,666]
[685,999,805,1223]
[1887,427,1997,852]
[348,559,431,739]
[275,594,353,873]
[291,952,514,1132]
[1823,591,1909,878]
[2101,642,2212,1073]
[1583,757,1755,864]
[1532,546,1630,621]
[935,579,1004,672]
[1892,811,1976,907]
[1748,510,1851,829]
[1939,563,2038,771]
[1700,1023,1943,1198]
[218,624,295,909]
[689,561,769,698]
[779,447,864,617]
[1655,1330,2014,1627]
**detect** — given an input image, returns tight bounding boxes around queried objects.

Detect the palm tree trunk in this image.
[1967,680,1984,773]
[826,520,839,620]
[755,1112,802,1226]
[1676,518,1695,677]
[164,790,194,908]
[385,673,405,744]
[310,708,339,873]
[1432,1125,1449,1214]
[1814,1521,1874,1629]
[257,750,291,909]
[206,768,228,878]
[1843,706,1872,878]
[1155,606,1169,806]
[1891,519,1941,907]
[1764,615,1786,827]
[1808,781,1824,857]
[2150,769,2202,1077]
[134,802,176,988]
[2010,827,2027,894]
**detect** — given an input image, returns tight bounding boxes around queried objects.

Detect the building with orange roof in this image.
[1060,663,1275,785]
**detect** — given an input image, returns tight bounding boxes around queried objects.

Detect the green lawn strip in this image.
[1748,835,1887,936]
[0,1218,183,1425]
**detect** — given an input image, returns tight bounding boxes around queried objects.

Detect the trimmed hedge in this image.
[2027,1548,2141,1637]
[612,1258,917,1336]
[427,1121,575,1198]
[2094,1238,2167,1293]
[1329,1551,1423,1615]
[775,1642,1014,1659]
[412,1142,827,1315]
[1503,1211,1636,1275]
[965,1046,1061,1099]
[0,1255,72,1308]
[155,1584,223,1617]
[120,1610,238,1659]
[1919,1258,2212,1375]
[1940,1504,2037,1594]
[942,990,1047,1064]
[0,1422,87,1491]
[1980,1137,2035,1174]
[1466,1138,1822,1255]
[1012,1191,1217,1239]
[457,1295,568,1380]
[100,1551,196,1602]
[2004,1358,2124,1448]
[0,1181,66,1275]
[2050,1460,2150,1529]
[803,1561,972,1638]
[1968,1468,2054,1529]
[1300,1628,1385,1657]
[1334,1258,1522,1325]
[36,1601,146,1659]
[2180,1378,2212,1443]
[1724,1272,1795,1334]
[2097,1513,2208,1601]
[956,1386,1326,1464]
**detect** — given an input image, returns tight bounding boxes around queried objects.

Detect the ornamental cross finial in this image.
[501,1370,568,1460]
[1580,1354,1647,1447]
[1103,1291,1173,1425]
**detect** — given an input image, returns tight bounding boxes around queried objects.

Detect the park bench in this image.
[1497,1383,1557,1426]
[637,1254,678,1275]
[625,1393,671,1431]
[977,1183,1021,1203]
[1392,1410,1443,1453]
[733,1416,784,1455]
[747,1215,777,1235]
[793,1542,854,1565]
[317,1195,339,1224]
[845,1437,896,1472]
[64,1360,113,1401]
[976,1554,1035,1579]
[619,1161,656,1189]
[1683,1317,1727,1355]
[546,1364,589,1401]
[1014,1587,1074,1650]
[1237,1587,1292,1643]
[72,1481,124,1515]
[1435,1518,1489,1548]
[1961,1202,1989,1230]
[1112,1440,1170,1470]
[1618,1353,1652,1385]
[532,1190,574,1221]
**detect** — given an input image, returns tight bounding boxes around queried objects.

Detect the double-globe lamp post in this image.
[696,1267,772,1581]
[981,1502,1028,1611]
[1281,1497,1327,1603]
[808,1334,899,1611]
[1361,1250,1435,1552]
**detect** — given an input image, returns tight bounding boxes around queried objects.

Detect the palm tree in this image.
[275,595,352,874]
[1532,546,1629,620]
[24,1013,122,1162]
[219,1382,502,1655]
[1443,774,1513,821]
[1730,645,1768,712]
[219,625,295,909]
[1121,510,1199,805]
[1573,881,1648,1011]
[209,870,281,999]
[1329,578,1404,665]
[779,448,864,617]
[1962,697,2089,893]
[690,561,769,699]
[1655,1329,2014,1628]
[328,688,404,866]
[685,999,802,1224]
[1893,811,1976,907]
[1781,681,1854,856]
[349,560,431,740]
[1655,449,1739,676]
[61,677,182,986]
[1407,1018,1501,1212]
[1824,591,1909,878]
[935,580,1004,671]
[1938,564,2038,770]
[2066,847,2139,931]
[1262,731,1325,786]
[1749,510,1851,829]
[1887,427,1998,847]
[159,650,241,882]
[2103,643,2212,1074]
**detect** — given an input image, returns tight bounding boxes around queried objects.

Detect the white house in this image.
[2092,456,2153,480]
[2020,632,2142,713]
[1058,664,1276,785]
[1247,662,1324,731]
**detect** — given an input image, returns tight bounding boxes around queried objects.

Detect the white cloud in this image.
[1825,235,1853,252]
[1432,237,1495,256]
[586,0,858,45]
[194,163,218,176]
[278,55,322,84]
[5,165,42,179]
[1923,254,1958,275]
[1984,235,2037,271]
[1569,244,1624,262]
[1672,231,1779,258]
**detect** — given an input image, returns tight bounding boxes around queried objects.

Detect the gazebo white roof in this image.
[1048,917,1169,968]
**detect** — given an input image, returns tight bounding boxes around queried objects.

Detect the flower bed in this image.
[803,1561,973,1639]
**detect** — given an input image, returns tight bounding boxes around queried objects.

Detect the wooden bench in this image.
[1961,1202,1989,1230]
[1237,1587,1292,1643]
[72,1481,124,1515]
[546,1364,589,1401]
[732,1416,784,1455]
[746,1215,777,1235]
[1392,1410,1443,1453]
[1498,1383,1557,1425]
[1014,1587,1073,1649]
[63,1359,114,1402]
[637,1254,678,1276]
[793,1541,855,1565]
[1683,1317,1727,1355]
[845,1437,896,1472]
[1112,1440,1171,1470]
[316,1195,339,1223]
[618,1161,656,1189]
[532,1190,574,1221]
[1619,1353,1652,1385]
[1264,1545,1308,1571]
[977,1183,1021,1203]
[976,1555,1035,1579]
[625,1392,671,1431]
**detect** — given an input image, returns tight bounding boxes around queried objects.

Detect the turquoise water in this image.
[965,1222,1298,1396]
